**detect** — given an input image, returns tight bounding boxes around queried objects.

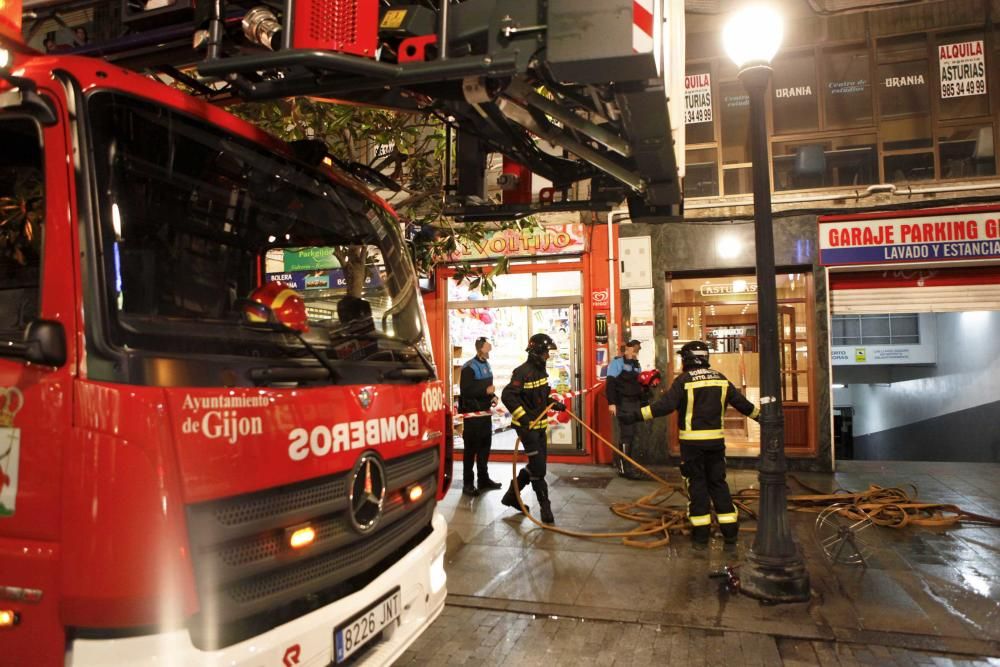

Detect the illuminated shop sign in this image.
[699,280,758,296]
[454,223,587,260]
[819,208,1000,266]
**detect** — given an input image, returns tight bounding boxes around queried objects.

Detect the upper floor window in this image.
[683,19,999,198]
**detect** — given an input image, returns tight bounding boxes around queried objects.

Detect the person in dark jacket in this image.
[500,333,566,524]
[459,337,502,496]
[620,341,759,547]
[606,339,645,479]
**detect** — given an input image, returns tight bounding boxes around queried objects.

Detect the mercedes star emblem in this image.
[348,452,386,533]
[357,387,372,409]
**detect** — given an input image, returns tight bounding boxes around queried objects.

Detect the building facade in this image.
[622,0,1000,470]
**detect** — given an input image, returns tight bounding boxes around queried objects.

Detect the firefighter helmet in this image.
[245,282,309,333]
[638,369,662,388]
[526,333,557,355]
[678,340,710,368]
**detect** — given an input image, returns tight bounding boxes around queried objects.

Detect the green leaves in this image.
[230,97,526,295]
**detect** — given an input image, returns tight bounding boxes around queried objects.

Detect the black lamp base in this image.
[740,550,811,603]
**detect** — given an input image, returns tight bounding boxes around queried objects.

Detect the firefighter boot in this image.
[501,469,531,514]
[619,442,645,480]
[720,522,739,547]
[533,479,555,525]
[691,525,711,549]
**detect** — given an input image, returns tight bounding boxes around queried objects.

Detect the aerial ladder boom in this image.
[20,0,686,219]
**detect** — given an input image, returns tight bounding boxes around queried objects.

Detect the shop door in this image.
[530,304,582,451]
[448,302,582,453]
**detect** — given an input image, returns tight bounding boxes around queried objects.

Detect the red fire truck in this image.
[1,0,680,663]
[1,3,455,664]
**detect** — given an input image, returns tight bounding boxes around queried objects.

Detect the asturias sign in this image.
[819,208,1000,266]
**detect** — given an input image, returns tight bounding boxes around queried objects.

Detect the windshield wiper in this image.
[382,334,434,381]
[238,300,339,381]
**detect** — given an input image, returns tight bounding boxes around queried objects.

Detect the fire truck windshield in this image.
[86,91,430,373]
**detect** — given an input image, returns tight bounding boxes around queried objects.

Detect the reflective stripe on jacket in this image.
[640,367,759,444]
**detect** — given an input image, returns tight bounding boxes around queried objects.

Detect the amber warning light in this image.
[288,525,316,550]
[0,0,23,42]
[407,484,424,503]
[0,609,19,628]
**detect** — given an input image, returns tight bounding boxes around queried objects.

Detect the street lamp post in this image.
[723,5,810,603]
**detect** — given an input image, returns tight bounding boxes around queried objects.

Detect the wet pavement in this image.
[400,460,1000,664]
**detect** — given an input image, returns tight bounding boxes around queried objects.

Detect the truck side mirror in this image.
[24,320,67,367]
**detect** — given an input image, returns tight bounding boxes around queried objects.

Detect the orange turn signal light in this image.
[0,609,18,628]
[289,525,316,550]
[407,484,424,503]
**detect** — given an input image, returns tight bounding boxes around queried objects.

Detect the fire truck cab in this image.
[0,5,451,665]
[1,0,683,662]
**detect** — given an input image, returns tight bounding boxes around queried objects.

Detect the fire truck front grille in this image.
[185,448,438,647]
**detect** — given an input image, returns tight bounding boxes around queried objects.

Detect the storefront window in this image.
[877,59,930,118]
[772,134,877,191]
[772,52,819,135]
[536,271,582,297]
[723,167,752,196]
[823,48,873,129]
[685,148,719,198]
[668,273,813,457]
[720,81,751,165]
[448,272,532,301]
[939,125,996,178]
[884,151,935,182]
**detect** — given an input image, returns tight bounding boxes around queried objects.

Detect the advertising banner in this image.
[684,73,712,124]
[819,208,1000,266]
[939,40,986,99]
[266,268,384,291]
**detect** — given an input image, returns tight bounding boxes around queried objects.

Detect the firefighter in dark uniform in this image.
[620,341,759,547]
[459,337,502,496]
[606,339,645,479]
[500,333,566,524]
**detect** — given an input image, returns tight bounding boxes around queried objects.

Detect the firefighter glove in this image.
[550,401,567,412]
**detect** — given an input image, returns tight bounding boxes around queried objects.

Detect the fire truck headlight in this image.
[429,549,446,595]
[0,48,10,71]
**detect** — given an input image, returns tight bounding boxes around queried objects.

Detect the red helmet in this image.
[245,282,309,332]
[638,369,662,388]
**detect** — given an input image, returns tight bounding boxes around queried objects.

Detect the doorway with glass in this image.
[448,273,584,453]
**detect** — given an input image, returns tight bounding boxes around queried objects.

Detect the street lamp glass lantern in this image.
[722,5,784,69]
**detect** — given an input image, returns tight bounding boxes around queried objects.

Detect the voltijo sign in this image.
[819,208,1000,266]
[454,224,587,260]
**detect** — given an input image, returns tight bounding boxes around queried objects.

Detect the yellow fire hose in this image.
[506,404,1000,548]
[509,403,695,548]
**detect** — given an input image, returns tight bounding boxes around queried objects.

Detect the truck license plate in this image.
[333,588,401,663]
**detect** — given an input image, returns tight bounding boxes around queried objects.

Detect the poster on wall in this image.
[939,40,986,99]
[831,345,936,366]
[684,73,712,125]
